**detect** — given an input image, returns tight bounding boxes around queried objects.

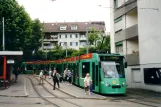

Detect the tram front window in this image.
[101,62,125,78]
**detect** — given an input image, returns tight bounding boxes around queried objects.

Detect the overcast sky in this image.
[17,0,110,31]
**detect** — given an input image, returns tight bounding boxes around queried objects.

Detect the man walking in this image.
[14,67,20,83]
[52,68,60,90]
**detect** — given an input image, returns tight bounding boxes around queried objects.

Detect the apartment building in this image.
[41,21,105,51]
[110,0,161,92]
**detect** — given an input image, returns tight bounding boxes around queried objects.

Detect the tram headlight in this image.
[106,82,111,87]
[122,82,125,86]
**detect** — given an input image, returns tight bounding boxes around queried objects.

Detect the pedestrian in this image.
[44,69,47,79]
[84,73,92,95]
[14,67,20,83]
[33,69,36,76]
[52,68,60,90]
[67,70,72,85]
[39,70,44,84]
[49,68,52,79]
[63,68,68,81]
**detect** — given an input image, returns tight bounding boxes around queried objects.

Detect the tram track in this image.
[27,76,82,107]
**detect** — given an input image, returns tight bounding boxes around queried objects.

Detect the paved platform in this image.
[38,77,107,100]
[0,76,28,97]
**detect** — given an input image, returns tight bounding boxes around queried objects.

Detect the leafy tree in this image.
[88,27,101,48]
[31,19,43,52]
[0,0,44,61]
[0,0,32,52]
[97,35,110,53]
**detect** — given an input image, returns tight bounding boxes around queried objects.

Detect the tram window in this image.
[96,65,98,86]
[144,68,161,85]
[82,62,90,78]
[26,65,33,70]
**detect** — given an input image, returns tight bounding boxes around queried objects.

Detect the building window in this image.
[144,68,161,85]
[75,34,78,38]
[59,35,61,38]
[70,34,72,38]
[80,42,86,46]
[65,34,67,38]
[71,26,77,30]
[114,0,118,9]
[60,26,67,30]
[114,16,122,23]
[115,42,123,54]
[60,42,67,46]
[70,42,78,46]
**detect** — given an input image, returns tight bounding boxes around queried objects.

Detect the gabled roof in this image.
[42,21,106,33]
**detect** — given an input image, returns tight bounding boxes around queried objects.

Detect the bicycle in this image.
[0,78,10,90]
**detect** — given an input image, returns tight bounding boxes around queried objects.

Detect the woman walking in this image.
[84,73,92,95]
[39,70,44,84]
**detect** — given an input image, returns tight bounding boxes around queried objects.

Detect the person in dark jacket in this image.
[14,67,20,83]
[51,68,60,90]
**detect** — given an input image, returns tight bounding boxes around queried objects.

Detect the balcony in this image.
[43,46,55,50]
[115,24,138,43]
[114,0,137,19]
[79,37,87,41]
[44,38,58,41]
[125,52,140,66]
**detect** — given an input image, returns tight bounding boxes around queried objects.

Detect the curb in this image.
[0,94,28,97]
[43,78,107,100]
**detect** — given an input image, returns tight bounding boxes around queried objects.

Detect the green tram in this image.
[22,53,127,94]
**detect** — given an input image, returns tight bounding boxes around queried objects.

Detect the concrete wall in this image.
[138,0,161,64]
[126,63,161,92]
[110,0,116,53]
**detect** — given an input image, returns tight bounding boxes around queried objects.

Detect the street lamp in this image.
[2,17,5,51]
[85,22,89,54]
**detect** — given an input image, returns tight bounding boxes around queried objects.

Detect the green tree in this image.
[0,0,32,51]
[97,35,110,53]
[88,27,101,48]
[0,0,44,61]
[31,19,43,52]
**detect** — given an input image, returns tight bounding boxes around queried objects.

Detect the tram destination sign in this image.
[99,56,123,61]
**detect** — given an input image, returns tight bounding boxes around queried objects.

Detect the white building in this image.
[110,0,161,92]
[41,21,105,51]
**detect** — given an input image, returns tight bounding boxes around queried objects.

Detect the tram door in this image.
[92,62,99,91]
[92,62,95,90]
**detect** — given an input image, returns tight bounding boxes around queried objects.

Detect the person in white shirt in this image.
[49,69,52,79]
[84,73,92,95]
[39,70,44,84]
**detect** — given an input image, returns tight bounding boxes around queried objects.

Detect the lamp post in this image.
[85,22,90,54]
[2,17,5,51]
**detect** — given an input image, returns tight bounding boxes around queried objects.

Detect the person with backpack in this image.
[52,68,60,90]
